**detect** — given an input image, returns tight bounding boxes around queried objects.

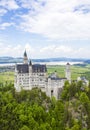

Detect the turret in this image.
[29,60,32,66]
[65,62,71,82]
[23,50,28,64]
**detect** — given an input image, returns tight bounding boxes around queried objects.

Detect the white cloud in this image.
[0,9,7,16]
[0,43,90,58]
[0,0,19,10]
[18,0,46,12]
[0,0,90,39]
[39,45,73,58]
[40,45,72,54]
[54,45,72,53]
[0,22,15,30]
[0,0,90,59]
[19,0,90,40]
[40,45,56,52]
[0,43,35,57]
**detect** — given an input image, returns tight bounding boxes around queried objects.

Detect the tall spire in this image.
[23,50,28,64]
[24,50,27,57]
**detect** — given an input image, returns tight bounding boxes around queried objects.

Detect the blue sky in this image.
[0,0,90,58]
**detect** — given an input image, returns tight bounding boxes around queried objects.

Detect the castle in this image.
[14,50,71,99]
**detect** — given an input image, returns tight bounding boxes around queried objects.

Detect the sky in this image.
[0,0,90,59]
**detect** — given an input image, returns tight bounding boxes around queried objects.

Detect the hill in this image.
[0,81,90,130]
[0,56,89,64]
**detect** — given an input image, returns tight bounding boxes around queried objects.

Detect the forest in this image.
[0,80,90,130]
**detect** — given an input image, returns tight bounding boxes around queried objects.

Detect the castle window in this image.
[40,79,42,81]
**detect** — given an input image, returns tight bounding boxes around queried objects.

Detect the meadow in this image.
[0,71,14,83]
[47,64,90,80]
[0,64,90,83]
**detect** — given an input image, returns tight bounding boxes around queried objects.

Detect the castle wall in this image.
[46,78,66,99]
[15,67,47,92]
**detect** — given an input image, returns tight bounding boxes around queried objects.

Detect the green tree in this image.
[19,125,30,130]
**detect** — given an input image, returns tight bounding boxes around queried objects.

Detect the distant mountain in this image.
[0,56,89,64]
[0,57,23,64]
[84,60,90,64]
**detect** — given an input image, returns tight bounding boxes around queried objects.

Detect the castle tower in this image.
[65,63,71,82]
[29,60,32,89]
[23,50,28,64]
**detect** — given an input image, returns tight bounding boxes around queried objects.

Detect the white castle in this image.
[14,50,71,99]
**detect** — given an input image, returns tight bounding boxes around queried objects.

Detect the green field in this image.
[0,71,14,83]
[47,64,90,80]
[0,64,90,83]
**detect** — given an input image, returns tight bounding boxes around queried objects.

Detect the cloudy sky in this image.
[0,0,90,59]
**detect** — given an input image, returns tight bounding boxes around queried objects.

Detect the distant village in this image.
[0,65,15,73]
